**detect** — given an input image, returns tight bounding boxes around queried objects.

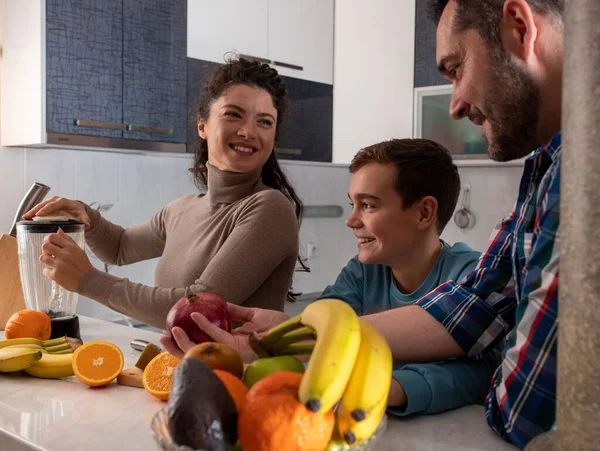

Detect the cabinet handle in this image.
[275,147,302,156]
[272,60,303,71]
[238,54,271,65]
[75,119,125,130]
[126,124,173,135]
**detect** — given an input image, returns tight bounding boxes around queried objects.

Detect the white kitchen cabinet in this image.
[187,0,333,84]
[268,0,333,84]
[187,0,269,64]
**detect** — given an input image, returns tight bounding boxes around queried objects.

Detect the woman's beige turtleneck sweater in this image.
[77,164,299,329]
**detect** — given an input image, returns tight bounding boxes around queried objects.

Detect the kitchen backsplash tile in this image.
[24,148,77,203]
[1,146,524,322]
[74,151,123,225]
[442,165,524,253]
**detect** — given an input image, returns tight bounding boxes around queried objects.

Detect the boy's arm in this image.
[387,346,502,416]
[317,257,365,315]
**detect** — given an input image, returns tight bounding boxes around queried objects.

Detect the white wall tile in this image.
[74,151,123,225]
[119,154,197,228]
[442,165,524,253]
[24,148,76,201]
[282,162,357,294]
[0,147,25,234]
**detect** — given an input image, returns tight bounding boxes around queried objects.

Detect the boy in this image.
[319,138,499,416]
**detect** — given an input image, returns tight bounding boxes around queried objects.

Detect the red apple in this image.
[166,293,232,344]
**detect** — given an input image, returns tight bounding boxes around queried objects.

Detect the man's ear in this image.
[500,0,538,63]
[197,117,207,140]
[418,196,438,230]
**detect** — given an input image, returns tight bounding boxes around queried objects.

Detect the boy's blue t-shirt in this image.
[319,241,479,316]
[318,240,501,416]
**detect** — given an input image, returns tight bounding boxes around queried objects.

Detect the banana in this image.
[0,347,43,372]
[337,320,392,446]
[3,343,47,352]
[297,299,361,414]
[0,336,67,350]
[23,352,74,379]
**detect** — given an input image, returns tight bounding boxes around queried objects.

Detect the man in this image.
[163,138,500,417]
[166,0,564,446]
[366,0,561,447]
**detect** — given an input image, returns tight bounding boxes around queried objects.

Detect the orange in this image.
[213,369,248,411]
[142,351,181,401]
[238,371,334,451]
[4,309,51,340]
[72,341,124,387]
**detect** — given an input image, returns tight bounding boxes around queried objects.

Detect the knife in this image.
[130,338,162,352]
[9,182,51,236]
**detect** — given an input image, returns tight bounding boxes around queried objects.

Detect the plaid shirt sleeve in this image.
[415,211,518,356]
[485,159,559,448]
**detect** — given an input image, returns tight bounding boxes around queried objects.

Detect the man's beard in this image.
[482,49,542,162]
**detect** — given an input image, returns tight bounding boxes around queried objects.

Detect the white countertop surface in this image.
[0,316,516,451]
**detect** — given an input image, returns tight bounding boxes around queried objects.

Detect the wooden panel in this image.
[0,234,26,330]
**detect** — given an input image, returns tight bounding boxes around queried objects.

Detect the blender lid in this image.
[16,217,85,233]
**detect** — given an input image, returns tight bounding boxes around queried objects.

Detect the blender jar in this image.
[16,218,85,337]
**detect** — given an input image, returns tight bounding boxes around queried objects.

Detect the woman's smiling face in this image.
[199,84,278,173]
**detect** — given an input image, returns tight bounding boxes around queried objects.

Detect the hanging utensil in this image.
[454,183,476,231]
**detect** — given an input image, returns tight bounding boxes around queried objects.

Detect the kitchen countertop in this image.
[0,316,516,451]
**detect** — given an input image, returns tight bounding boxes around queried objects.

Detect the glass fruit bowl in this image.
[150,406,388,451]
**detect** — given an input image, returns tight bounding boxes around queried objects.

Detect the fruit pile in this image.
[158,298,393,451]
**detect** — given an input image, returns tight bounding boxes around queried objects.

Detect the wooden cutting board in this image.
[0,234,26,330]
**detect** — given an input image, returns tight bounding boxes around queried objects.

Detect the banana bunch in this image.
[253,298,393,447]
[0,336,79,377]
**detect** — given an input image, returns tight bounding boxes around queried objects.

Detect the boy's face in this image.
[346,163,425,266]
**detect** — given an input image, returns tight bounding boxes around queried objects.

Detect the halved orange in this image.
[72,341,124,387]
[142,351,181,401]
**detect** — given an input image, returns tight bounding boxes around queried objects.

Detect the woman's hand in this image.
[23,196,91,229]
[159,303,290,361]
[39,229,93,291]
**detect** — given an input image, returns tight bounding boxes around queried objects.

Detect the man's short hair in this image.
[349,139,460,234]
[428,0,564,46]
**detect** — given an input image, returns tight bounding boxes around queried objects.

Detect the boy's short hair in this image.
[349,139,460,234]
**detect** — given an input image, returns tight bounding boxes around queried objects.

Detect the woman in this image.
[24,57,304,330]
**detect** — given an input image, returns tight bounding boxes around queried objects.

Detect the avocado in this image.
[167,359,238,451]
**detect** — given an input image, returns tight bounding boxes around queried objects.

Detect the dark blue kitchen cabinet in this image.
[414,0,447,87]
[45,0,187,145]
[46,0,124,138]
[187,58,332,162]
[122,0,187,143]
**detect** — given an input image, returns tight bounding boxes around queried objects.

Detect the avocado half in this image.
[167,358,238,451]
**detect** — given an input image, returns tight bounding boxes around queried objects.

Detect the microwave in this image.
[413,85,489,160]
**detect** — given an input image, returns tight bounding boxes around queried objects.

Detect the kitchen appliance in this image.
[0,183,50,330]
[16,218,85,339]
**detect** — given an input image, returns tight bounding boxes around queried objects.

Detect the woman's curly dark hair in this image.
[190,56,309,302]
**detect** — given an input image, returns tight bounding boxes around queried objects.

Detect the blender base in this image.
[50,315,81,340]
